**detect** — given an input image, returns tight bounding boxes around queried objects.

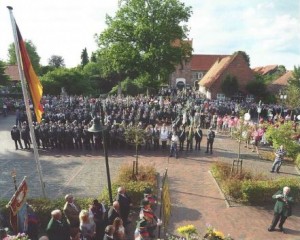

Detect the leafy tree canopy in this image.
[8,40,41,74]
[246,79,267,100]
[96,0,192,88]
[48,55,65,68]
[0,60,10,86]
[234,51,250,66]
[221,74,239,97]
[41,67,90,95]
[288,65,300,88]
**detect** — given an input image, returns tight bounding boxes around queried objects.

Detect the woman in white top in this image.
[113,217,125,240]
[79,210,96,240]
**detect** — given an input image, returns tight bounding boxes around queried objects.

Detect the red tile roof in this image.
[252,65,278,75]
[191,54,229,71]
[198,55,233,88]
[267,71,293,93]
[4,65,20,81]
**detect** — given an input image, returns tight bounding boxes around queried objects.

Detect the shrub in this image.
[241,178,300,204]
[296,153,300,169]
[265,122,300,160]
[211,162,300,205]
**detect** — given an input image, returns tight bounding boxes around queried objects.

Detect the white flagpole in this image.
[7,6,46,198]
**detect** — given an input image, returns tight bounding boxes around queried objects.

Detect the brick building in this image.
[198,51,254,100]
[169,54,228,89]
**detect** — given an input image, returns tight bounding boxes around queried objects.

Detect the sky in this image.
[1,0,299,70]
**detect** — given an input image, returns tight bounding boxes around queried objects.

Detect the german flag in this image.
[16,25,43,123]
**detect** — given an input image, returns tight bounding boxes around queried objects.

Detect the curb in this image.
[208,170,231,208]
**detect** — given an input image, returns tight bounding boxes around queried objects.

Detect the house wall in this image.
[210,54,254,99]
[169,59,193,87]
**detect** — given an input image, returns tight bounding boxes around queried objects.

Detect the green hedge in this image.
[211,162,300,205]
[296,153,300,169]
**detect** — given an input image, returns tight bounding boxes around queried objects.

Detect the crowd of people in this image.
[27,186,159,240]
[8,92,299,158]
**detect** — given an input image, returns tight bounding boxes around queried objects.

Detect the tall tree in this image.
[96,0,192,88]
[8,40,41,74]
[0,60,10,86]
[48,55,65,68]
[286,65,300,109]
[81,48,89,67]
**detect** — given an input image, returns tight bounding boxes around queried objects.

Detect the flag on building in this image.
[16,24,44,122]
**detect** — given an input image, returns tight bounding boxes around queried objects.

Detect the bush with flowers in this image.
[4,233,29,240]
[166,224,233,240]
[203,224,233,240]
[177,224,198,239]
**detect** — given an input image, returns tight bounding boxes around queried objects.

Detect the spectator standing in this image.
[90,199,106,240]
[106,201,120,226]
[79,210,96,240]
[46,209,70,240]
[160,124,169,150]
[169,131,179,158]
[268,186,293,233]
[115,187,132,225]
[63,194,81,232]
[270,145,286,173]
[112,217,125,240]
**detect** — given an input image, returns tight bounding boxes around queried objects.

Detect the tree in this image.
[90,52,97,63]
[81,48,89,67]
[246,79,267,100]
[96,0,192,88]
[221,74,239,97]
[0,61,10,86]
[234,51,250,67]
[285,66,300,110]
[41,67,90,95]
[48,55,65,68]
[8,40,41,74]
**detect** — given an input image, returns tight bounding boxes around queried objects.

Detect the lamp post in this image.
[279,92,287,117]
[88,117,113,205]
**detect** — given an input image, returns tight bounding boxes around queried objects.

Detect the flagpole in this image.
[7,6,46,198]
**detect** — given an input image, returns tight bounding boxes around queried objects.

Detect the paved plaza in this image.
[1,114,300,239]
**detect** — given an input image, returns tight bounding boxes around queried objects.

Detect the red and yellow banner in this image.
[16,25,44,122]
[7,178,28,216]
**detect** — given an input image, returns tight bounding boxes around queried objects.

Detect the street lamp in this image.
[279,92,287,117]
[88,117,113,205]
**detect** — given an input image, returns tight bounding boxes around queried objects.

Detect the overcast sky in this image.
[1,0,299,70]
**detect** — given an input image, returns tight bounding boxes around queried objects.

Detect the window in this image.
[192,72,203,80]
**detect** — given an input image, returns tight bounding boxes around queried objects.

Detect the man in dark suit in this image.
[205,127,215,154]
[194,125,203,151]
[106,201,120,226]
[268,186,293,233]
[46,209,70,240]
[115,186,132,225]
[11,125,23,150]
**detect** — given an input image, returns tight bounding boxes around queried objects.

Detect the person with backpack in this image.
[205,127,215,154]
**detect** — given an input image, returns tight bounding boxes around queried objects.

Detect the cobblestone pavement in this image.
[1,115,300,239]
